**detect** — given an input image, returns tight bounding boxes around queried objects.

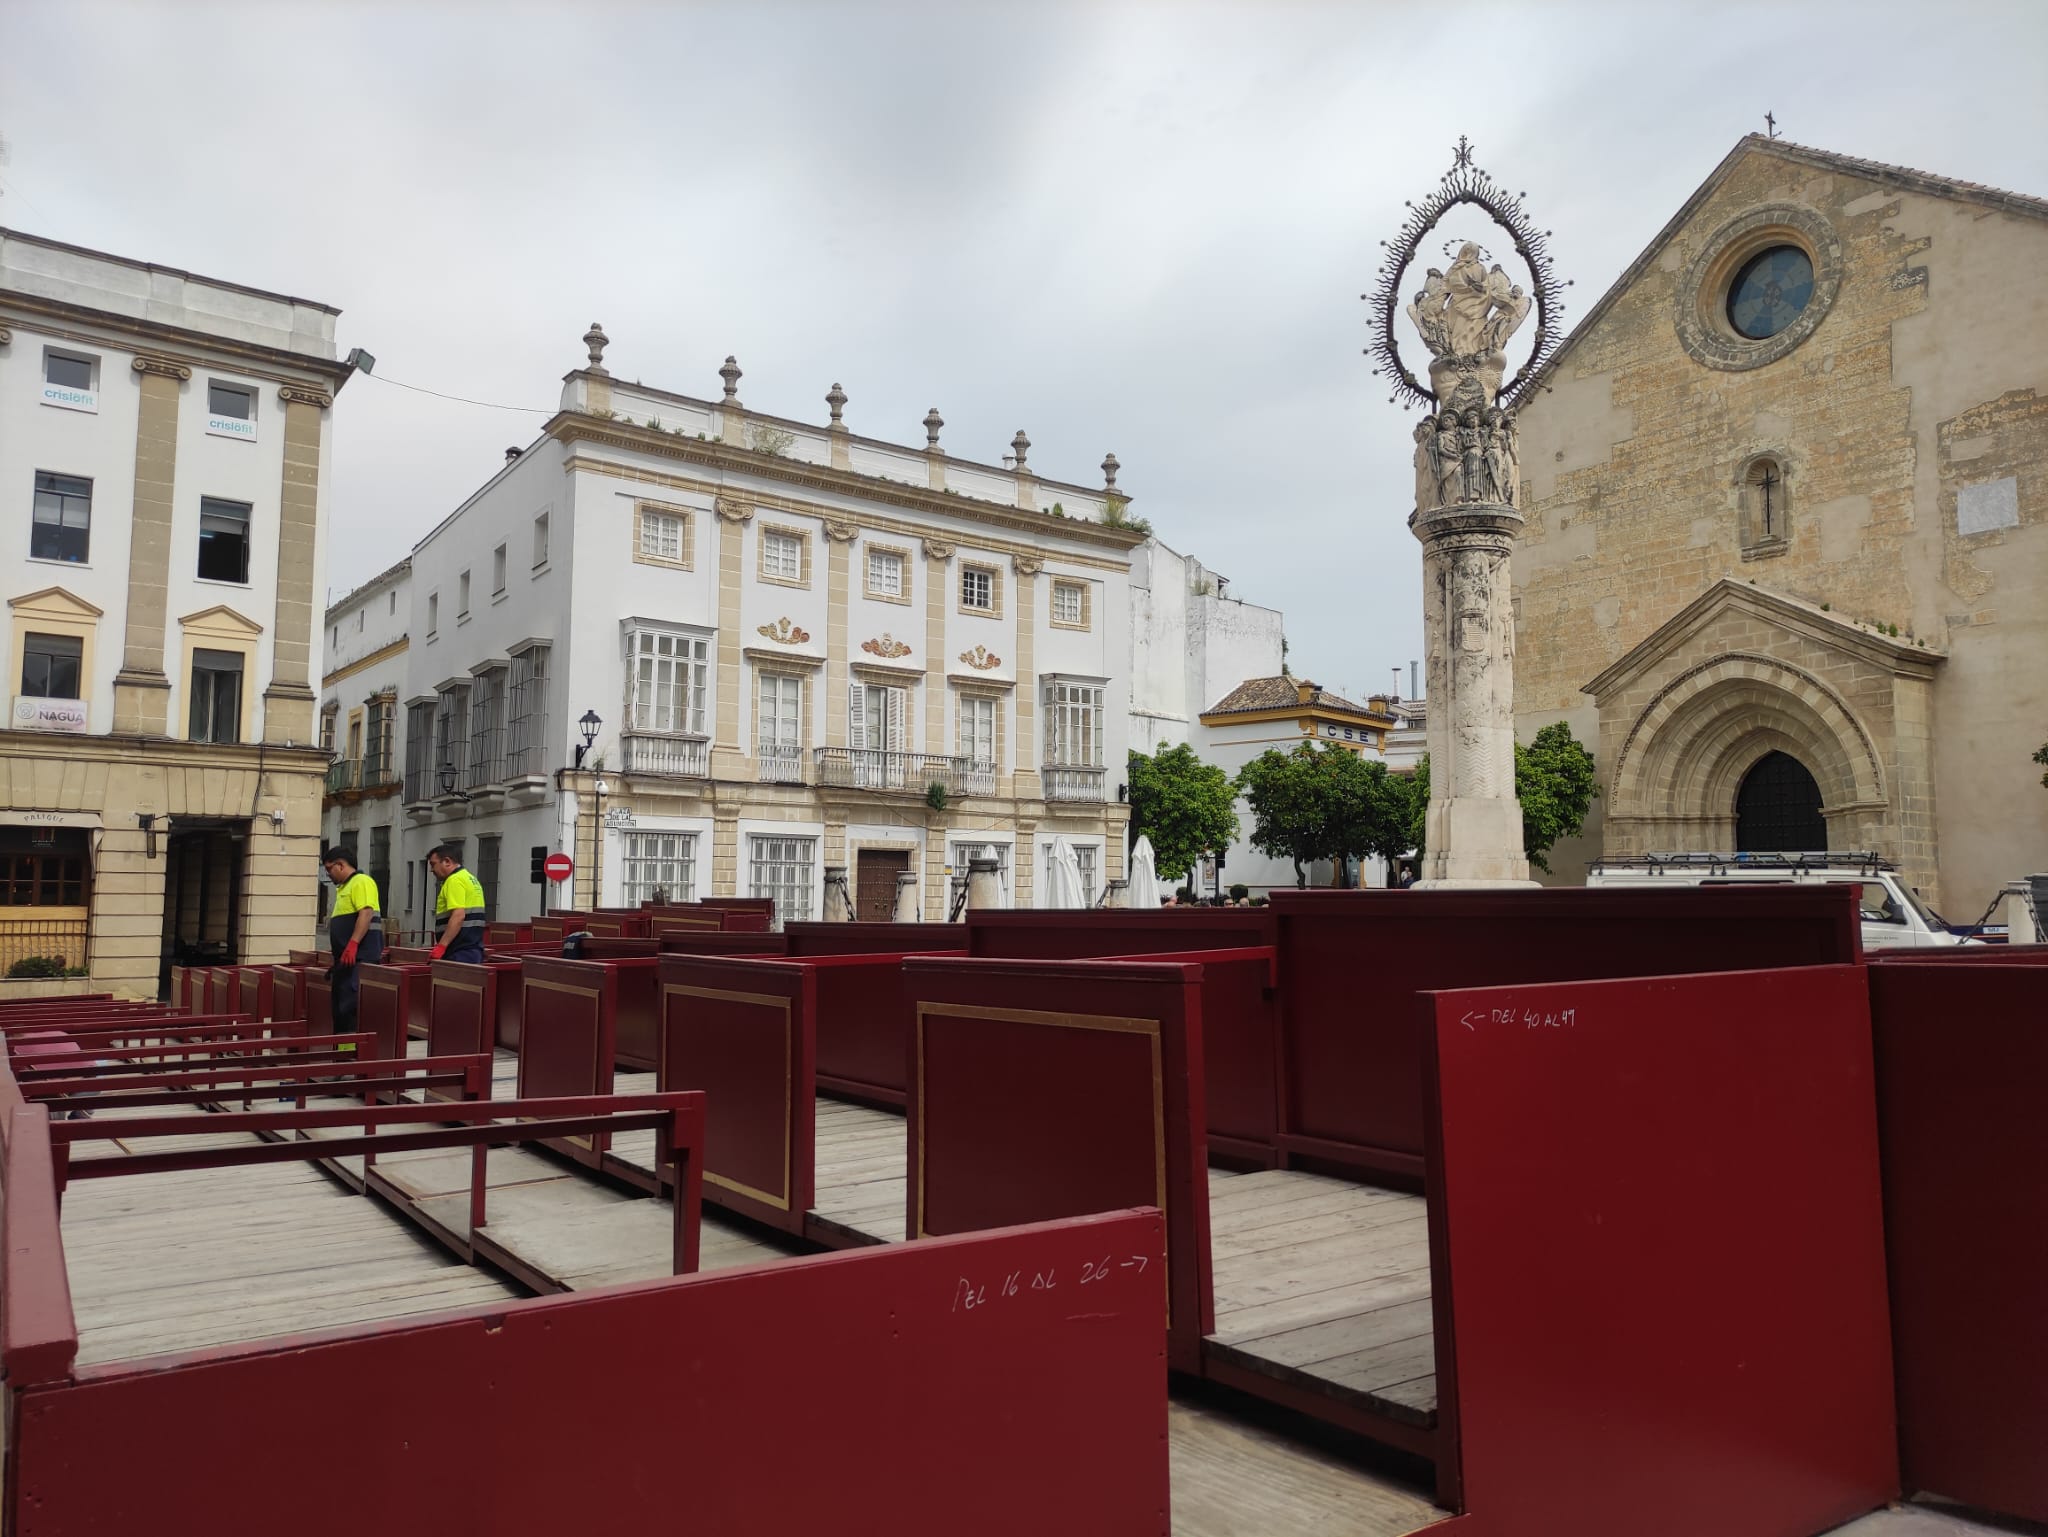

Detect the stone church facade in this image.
[1511,135,2048,917]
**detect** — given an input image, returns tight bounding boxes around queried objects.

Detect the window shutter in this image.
[886,688,906,752]
[848,681,867,750]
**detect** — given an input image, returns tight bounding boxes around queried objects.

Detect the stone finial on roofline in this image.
[719,355,743,402]
[583,322,609,375]
[1011,430,1031,470]
[923,408,944,450]
[1101,452,1119,490]
[826,382,847,425]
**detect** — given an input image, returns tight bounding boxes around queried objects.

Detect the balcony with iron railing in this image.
[324,757,400,800]
[621,732,711,778]
[815,748,964,795]
[757,743,805,785]
[1042,764,1107,803]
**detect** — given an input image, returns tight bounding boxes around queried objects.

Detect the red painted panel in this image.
[1422,965,1895,1537]
[655,930,787,957]
[1107,947,1278,1168]
[204,969,234,1015]
[583,912,651,939]
[428,962,499,1061]
[518,959,618,1168]
[518,959,616,1104]
[1867,944,2048,964]
[1272,887,1861,1180]
[810,952,925,1107]
[270,966,305,1026]
[304,973,334,1037]
[608,956,663,1070]
[966,909,1274,959]
[357,964,422,1062]
[13,1210,1166,1536]
[658,955,816,1235]
[1869,963,2048,1523]
[905,957,1212,1372]
[784,922,961,956]
[234,966,274,1023]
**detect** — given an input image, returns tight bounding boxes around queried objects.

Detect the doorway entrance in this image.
[1735,751,1826,852]
[855,849,911,923]
[160,820,247,995]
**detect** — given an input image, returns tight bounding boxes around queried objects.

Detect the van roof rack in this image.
[1586,851,1896,876]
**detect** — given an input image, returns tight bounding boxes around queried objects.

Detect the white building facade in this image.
[0,228,349,994]
[318,557,409,918]
[387,332,1140,931]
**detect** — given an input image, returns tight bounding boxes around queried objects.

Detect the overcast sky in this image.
[5,2,2045,705]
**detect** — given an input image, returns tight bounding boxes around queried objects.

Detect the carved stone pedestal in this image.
[1411,500,1536,888]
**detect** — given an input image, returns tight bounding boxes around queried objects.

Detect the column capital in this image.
[278,383,333,410]
[131,355,191,381]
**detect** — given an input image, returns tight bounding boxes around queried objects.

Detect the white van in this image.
[1584,852,1962,952]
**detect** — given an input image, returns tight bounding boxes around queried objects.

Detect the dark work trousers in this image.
[328,913,385,1038]
[443,928,486,964]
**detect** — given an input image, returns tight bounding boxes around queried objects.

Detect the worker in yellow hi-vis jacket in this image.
[427,842,488,963]
[321,847,384,1044]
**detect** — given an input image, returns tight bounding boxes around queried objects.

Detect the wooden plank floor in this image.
[60,1104,520,1367]
[1204,1170,1436,1427]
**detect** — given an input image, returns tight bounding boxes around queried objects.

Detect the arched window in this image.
[1739,454,1790,557]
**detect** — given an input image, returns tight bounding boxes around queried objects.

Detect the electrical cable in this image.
[356,371,552,414]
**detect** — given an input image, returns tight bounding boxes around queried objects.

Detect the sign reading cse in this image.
[544,852,574,884]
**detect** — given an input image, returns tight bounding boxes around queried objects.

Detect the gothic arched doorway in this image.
[1735,750,1826,852]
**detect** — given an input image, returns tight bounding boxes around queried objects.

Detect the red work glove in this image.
[339,940,359,967]
[431,943,447,960]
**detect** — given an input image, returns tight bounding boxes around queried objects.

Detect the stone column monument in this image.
[1365,140,1567,887]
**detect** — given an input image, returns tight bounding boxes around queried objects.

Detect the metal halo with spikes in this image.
[1364,138,1567,411]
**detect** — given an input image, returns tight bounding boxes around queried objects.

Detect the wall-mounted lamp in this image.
[136,812,159,860]
[437,764,470,802]
[576,709,603,769]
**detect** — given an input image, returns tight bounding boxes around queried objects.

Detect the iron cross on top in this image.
[1453,135,1474,169]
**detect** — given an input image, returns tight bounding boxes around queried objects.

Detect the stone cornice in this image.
[278,383,334,409]
[319,635,409,690]
[850,659,924,685]
[1582,577,1945,700]
[0,729,327,768]
[131,354,192,382]
[550,412,1146,553]
[0,289,351,387]
[741,645,826,670]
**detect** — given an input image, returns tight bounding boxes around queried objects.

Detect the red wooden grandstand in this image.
[0,889,2040,1534]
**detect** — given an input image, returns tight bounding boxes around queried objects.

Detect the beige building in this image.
[1511,136,2048,918]
[0,230,350,996]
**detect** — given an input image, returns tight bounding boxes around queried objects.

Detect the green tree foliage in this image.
[1408,720,1600,875]
[2035,738,2048,790]
[1125,742,1239,883]
[1235,742,1415,887]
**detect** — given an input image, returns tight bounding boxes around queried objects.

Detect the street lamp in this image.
[576,709,603,768]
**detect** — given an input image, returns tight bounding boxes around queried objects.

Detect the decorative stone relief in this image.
[822,519,860,543]
[1011,554,1044,577]
[757,617,810,645]
[958,645,1003,671]
[714,496,754,523]
[921,538,954,561]
[860,634,913,659]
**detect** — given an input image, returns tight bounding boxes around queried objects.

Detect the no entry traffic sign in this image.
[544,852,574,884]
